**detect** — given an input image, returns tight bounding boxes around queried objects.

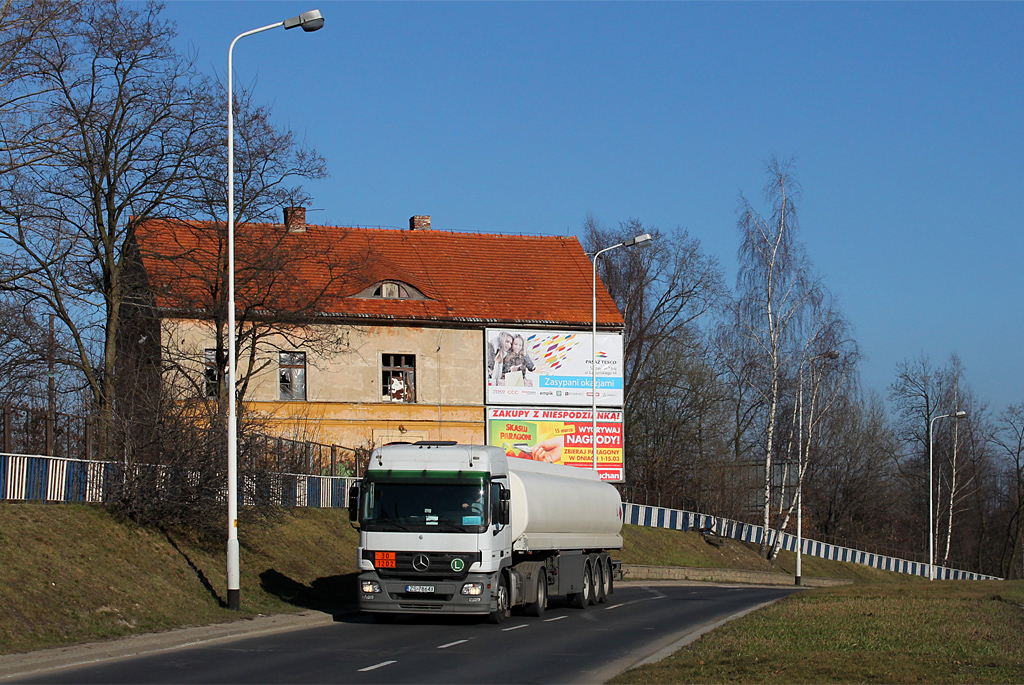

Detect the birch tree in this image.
[730,157,815,556]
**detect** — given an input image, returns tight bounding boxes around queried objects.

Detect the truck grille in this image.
[363,550,481,580]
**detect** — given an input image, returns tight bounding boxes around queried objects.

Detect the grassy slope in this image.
[616,523,918,584]
[0,504,359,655]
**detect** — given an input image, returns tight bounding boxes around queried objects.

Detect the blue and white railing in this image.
[622,502,1000,581]
[0,453,355,510]
[1,453,999,581]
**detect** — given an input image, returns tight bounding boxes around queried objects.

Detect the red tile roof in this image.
[135,219,625,328]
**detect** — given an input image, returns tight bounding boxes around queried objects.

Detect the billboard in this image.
[485,328,624,407]
[486,407,624,482]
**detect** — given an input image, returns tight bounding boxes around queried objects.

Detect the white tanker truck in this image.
[349,441,623,623]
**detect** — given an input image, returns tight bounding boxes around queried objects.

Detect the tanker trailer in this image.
[349,441,622,623]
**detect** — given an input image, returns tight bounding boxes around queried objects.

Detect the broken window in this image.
[382,353,415,403]
[279,351,307,401]
[204,349,221,398]
[373,281,410,299]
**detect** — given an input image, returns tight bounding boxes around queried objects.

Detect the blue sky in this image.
[162,1,1024,413]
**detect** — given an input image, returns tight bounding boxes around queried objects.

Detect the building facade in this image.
[136,211,625,464]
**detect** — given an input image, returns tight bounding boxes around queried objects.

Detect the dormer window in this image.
[354,280,427,300]
[374,281,409,299]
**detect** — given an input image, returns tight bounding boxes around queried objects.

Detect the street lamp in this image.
[226,9,324,612]
[591,233,652,474]
[795,349,839,587]
[928,409,966,581]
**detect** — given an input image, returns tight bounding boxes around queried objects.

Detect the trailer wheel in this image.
[525,570,547,617]
[588,561,600,606]
[594,559,607,604]
[569,562,592,609]
[488,574,511,624]
[601,556,614,600]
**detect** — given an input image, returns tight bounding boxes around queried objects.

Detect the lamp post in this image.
[226,9,324,612]
[591,233,652,473]
[795,349,839,586]
[928,409,966,581]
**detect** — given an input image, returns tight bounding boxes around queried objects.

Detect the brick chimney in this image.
[284,207,307,233]
[409,215,431,231]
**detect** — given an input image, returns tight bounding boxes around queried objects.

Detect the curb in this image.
[621,564,852,587]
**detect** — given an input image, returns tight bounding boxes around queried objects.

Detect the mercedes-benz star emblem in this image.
[412,554,430,572]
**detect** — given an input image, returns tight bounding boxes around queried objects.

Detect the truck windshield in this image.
[361,477,488,533]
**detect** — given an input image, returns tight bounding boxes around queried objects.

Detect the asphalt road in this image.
[16,583,798,684]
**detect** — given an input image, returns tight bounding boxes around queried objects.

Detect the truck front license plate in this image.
[406,585,434,593]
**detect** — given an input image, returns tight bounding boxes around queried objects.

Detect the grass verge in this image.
[617,524,919,584]
[0,503,358,655]
[612,581,1024,684]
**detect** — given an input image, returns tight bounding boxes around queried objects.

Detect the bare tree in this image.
[994,404,1024,578]
[582,216,726,510]
[889,353,994,570]
[730,157,816,556]
[0,0,218,457]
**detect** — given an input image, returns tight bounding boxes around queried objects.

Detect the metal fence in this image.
[621,502,1001,581]
[0,405,357,477]
[0,453,356,509]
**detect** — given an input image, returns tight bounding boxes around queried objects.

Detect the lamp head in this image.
[623,233,653,248]
[955,410,967,418]
[284,9,324,32]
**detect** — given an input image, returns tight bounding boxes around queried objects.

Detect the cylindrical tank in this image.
[508,458,623,551]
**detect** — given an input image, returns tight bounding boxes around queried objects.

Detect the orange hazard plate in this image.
[375,552,396,568]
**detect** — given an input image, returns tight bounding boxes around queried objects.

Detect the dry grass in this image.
[613,581,1024,684]
[0,504,358,655]
[617,524,917,584]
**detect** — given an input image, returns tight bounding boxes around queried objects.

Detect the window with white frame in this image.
[279,351,306,401]
[382,353,415,403]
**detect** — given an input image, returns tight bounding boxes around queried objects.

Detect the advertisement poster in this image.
[486,407,624,482]
[485,328,624,407]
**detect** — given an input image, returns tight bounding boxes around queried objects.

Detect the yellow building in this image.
[136,211,624,459]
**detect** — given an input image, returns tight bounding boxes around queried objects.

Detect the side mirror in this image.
[499,487,510,525]
[500,500,510,526]
[347,482,361,523]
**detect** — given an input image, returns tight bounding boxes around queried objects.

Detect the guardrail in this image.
[621,502,1001,581]
[0,453,1000,581]
[0,453,355,509]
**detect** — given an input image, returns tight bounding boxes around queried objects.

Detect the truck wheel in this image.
[569,562,592,609]
[601,556,614,601]
[525,570,547,617]
[488,575,510,624]
[587,561,599,606]
[594,560,607,604]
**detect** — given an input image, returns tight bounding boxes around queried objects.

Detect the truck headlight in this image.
[461,582,484,596]
[361,580,382,594]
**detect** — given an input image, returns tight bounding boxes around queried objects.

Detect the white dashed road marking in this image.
[437,639,469,649]
[358,660,397,672]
